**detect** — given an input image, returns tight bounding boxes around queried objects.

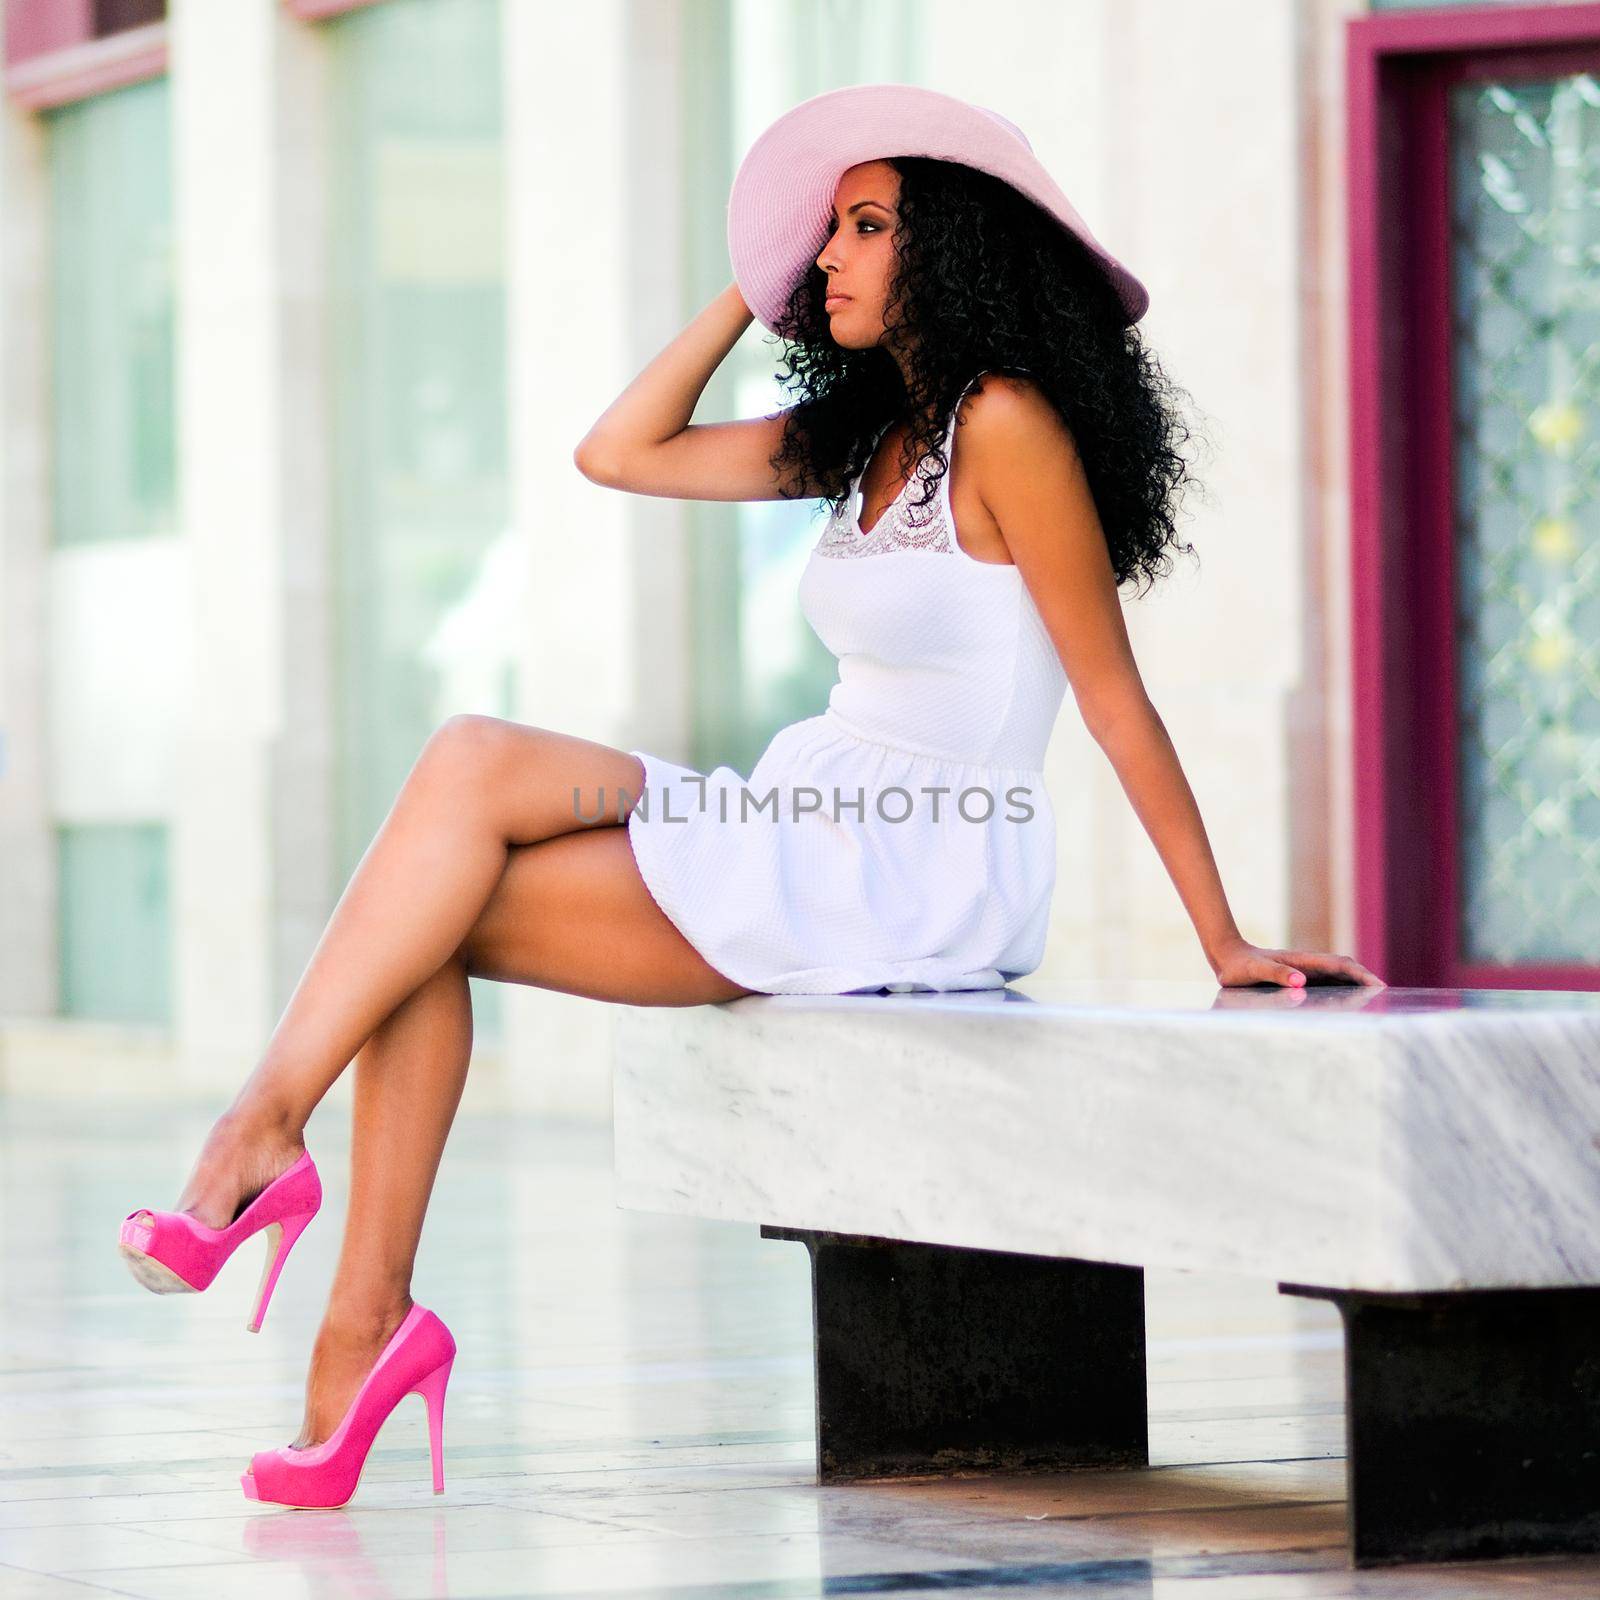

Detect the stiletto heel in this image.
[118,1149,321,1333]
[240,1302,457,1508]
[247,1207,317,1333]
[411,1355,453,1494]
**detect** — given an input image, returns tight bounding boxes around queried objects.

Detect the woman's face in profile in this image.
[814,160,901,350]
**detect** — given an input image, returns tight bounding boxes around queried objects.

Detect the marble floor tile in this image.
[0,1570,142,1598]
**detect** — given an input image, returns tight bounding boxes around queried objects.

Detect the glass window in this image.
[45,75,176,546]
[57,823,171,1022]
[684,0,925,775]
[93,0,166,33]
[325,0,508,1036]
[1449,69,1600,965]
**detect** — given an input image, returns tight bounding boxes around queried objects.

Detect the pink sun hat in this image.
[727,82,1149,336]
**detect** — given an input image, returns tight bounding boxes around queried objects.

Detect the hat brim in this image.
[727,82,1149,336]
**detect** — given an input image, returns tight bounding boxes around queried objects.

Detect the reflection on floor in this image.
[2,1093,1597,1599]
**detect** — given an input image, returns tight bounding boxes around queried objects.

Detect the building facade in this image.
[0,0,1595,1117]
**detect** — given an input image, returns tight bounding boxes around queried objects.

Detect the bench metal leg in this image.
[762,1227,1147,1482]
[1281,1282,1600,1567]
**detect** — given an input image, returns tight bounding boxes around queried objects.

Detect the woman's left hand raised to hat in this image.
[572,283,827,507]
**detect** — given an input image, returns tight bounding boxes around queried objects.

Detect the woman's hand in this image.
[1207,935,1385,989]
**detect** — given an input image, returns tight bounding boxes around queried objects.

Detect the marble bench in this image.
[610,978,1600,1570]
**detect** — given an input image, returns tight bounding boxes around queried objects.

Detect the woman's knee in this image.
[410,713,528,800]
[421,712,519,764]
[411,716,644,843]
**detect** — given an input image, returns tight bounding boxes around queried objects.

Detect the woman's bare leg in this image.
[290,953,471,1448]
[288,820,755,1447]
[159,713,755,1445]
[289,818,754,1447]
[169,714,710,1230]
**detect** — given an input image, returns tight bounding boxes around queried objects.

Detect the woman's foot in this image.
[173,1107,307,1231]
[292,1295,416,1450]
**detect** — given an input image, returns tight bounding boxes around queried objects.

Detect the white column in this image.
[503,0,694,1118]
[168,0,336,1095]
[1309,0,1366,958]
[0,97,52,1018]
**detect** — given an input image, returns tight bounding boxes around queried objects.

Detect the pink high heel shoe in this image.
[240,1302,456,1508]
[118,1149,322,1333]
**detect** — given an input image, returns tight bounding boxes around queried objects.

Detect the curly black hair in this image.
[766,155,1211,597]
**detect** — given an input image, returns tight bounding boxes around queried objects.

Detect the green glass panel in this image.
[1449,72,1600,966]
[57,823,171,1024]
[326,0,508,1038]
[684,0,926,776]
[45,76,176,546]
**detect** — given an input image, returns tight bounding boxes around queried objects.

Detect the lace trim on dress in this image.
[815,457,953,560]
[816,371,1008,561]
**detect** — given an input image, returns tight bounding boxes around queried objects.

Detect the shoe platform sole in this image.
[119,1242,199,1295]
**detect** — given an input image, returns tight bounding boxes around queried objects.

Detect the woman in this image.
[117,84,1383,1511]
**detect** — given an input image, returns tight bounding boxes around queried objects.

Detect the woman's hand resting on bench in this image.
[1206,935,1385,989]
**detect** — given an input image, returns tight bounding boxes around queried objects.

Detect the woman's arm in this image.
[1089,704,1249,970]
[573,281,820,502]
[961,376,1382,989]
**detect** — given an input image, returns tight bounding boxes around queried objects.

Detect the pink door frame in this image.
[1347,2,1600,990]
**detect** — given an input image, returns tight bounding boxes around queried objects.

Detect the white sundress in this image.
[625,372,1069,995]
